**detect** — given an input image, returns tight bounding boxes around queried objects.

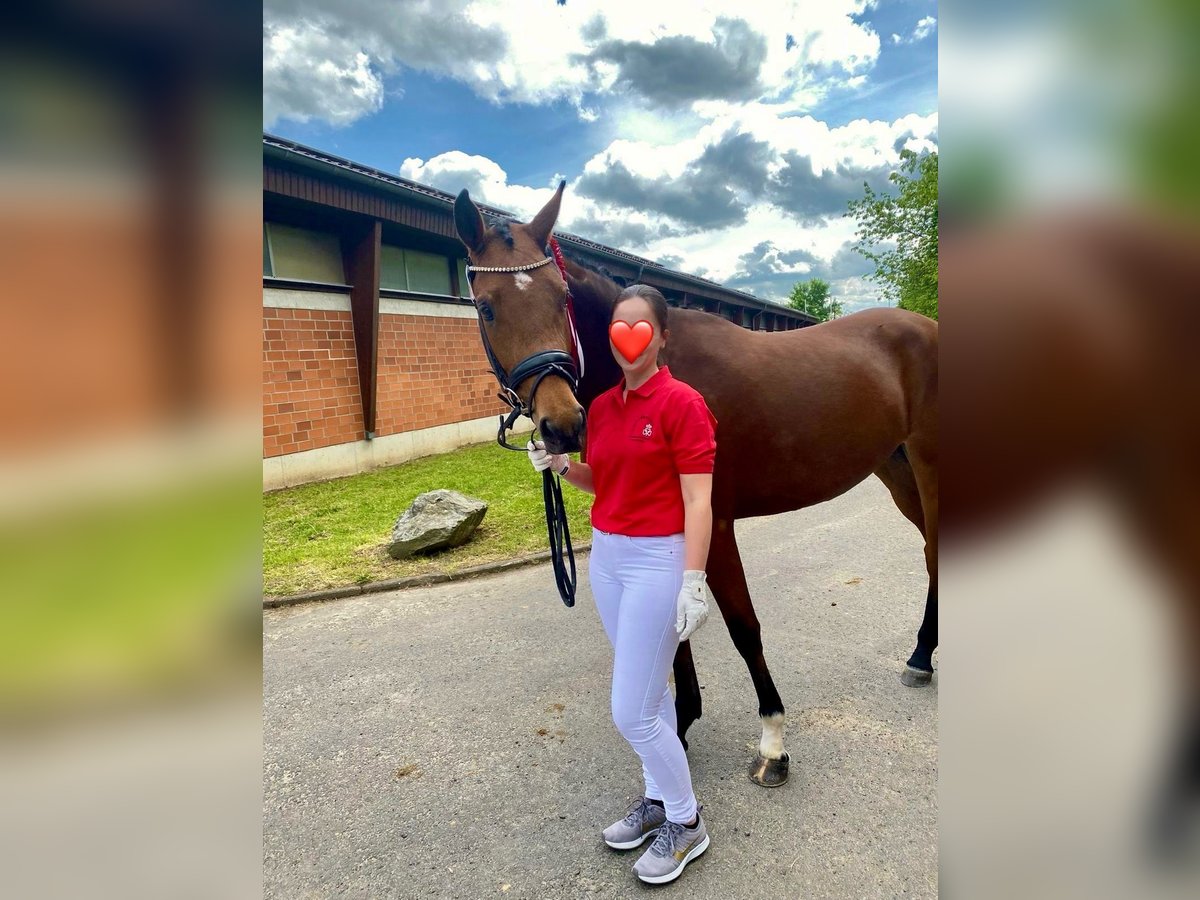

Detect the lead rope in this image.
[464,241,581,608]
[544,236,579,607]
[543,461,576,607]
[546,236,580,607]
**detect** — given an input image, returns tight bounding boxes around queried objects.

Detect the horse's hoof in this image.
[748,751,789,787]
[900,665,934,687]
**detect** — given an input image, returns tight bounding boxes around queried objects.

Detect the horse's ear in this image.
[454,189,486,255]
[526,179,566,250]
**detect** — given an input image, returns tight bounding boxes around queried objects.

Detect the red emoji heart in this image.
[609,320,654,363]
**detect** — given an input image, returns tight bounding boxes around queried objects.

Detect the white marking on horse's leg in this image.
[758,712,786,759]
[513,272,533,291]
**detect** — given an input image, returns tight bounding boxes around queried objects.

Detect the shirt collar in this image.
[622,365,671,398]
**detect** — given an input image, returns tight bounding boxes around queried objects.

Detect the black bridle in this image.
[464,241,585,607]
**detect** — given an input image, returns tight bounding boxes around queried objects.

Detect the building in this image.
[263,134,814,489]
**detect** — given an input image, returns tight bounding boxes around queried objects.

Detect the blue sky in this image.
[265,1,937,312]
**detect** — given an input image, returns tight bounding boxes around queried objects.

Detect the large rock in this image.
[386,489,488,560]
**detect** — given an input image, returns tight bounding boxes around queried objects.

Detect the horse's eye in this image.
[478,301,494,322]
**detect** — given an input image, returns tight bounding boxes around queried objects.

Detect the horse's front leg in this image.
[707,517,789,787]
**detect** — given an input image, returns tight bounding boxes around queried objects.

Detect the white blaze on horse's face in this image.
[513,272,533,292]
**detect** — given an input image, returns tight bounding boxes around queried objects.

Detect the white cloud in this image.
[644,197,870,284]
[401,108,936,307]
[264,0,885,127]
[683,105,938,175]
[400,152,557,216]
[579,109,935,298]
[834,275,894,315]
[893,15,937,45]
[263,22,384,127]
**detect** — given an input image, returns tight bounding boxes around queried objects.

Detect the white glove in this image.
[527,439,569,475]
[676,570,710,641]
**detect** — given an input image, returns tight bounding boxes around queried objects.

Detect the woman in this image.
[527,284,718,885]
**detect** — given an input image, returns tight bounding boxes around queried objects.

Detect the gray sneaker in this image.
[632,809,709,884]
[602,796,668,850]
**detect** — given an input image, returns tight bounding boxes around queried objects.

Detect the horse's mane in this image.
[569,256,625,286]
[562,255,622,309]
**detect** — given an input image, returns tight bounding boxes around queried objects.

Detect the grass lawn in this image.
[263,430,593,596]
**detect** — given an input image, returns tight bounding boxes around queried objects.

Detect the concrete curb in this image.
[263,542,593,610]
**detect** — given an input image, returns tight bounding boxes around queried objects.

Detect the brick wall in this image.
[375,314,497,436]
[262,308,363,457]
[263,305,500,459]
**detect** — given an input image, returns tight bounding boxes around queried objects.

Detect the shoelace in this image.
[623,796,654,825]
[648,820,687,857]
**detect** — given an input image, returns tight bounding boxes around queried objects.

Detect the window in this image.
[380,244,407,291]
[380,244,453,296]
[406,249,451,295]
[264,223,346,284]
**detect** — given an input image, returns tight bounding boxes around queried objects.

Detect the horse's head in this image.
[455,182,586,455]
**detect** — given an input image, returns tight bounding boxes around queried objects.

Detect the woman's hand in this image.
[676,570,710,641]
[527,439,569,476]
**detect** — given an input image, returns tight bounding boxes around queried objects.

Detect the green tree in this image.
[847,149,938,320]
[787,277,843,322]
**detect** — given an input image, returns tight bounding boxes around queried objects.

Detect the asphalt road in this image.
[264,478,937,899]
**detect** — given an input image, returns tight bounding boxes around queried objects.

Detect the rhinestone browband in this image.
[465,256,556,273]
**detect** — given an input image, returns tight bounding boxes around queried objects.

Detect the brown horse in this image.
[455,183,938,786]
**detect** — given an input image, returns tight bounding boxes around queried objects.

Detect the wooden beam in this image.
[347,220,381,438]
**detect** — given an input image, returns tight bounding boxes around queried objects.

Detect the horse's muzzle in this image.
[539,409,585,455]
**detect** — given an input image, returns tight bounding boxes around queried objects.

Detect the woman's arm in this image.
[680,473,713,571]
[562,460,596,495]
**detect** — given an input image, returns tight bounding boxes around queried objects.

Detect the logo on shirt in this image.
[629,414,656,441]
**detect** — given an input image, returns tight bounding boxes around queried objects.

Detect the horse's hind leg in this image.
[905,440,940,686]
[672,639,701,751]
[875,445,939,686]
[875,445,927,537]
[903,586,938,686]
[707,518,789,787]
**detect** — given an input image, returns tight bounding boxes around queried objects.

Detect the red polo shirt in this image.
[582,365,718,536]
